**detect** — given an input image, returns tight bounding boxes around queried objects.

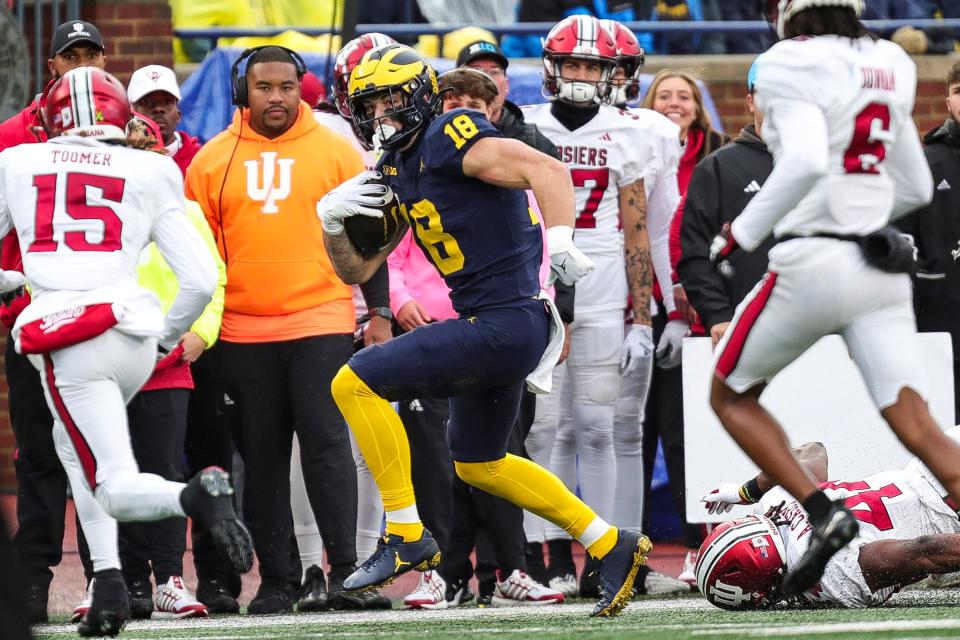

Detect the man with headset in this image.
[185,45,367,614]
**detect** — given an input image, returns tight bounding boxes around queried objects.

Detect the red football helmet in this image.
[41,67,131,139]
[599,19,645,106]
[333,32,397,119]
[542,15,617,106]
[695,515,786,610]
[763,0,864,38]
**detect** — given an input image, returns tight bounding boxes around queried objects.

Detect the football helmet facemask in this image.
[542,15,618,106]
[347,44,440,152]
[333,32,397,120]
[762,0,865,39]
[41,67,132,139]
[599,19,645,106]
[696,515,786,611]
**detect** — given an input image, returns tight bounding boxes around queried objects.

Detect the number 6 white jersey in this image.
[735,34,932,248]
[0,136,216,348]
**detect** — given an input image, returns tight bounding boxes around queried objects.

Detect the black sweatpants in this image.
[212,335,358,588]
[642,310,701,549]
[400,396,453,556]
[119,388,190,587]
[184,351,240,595]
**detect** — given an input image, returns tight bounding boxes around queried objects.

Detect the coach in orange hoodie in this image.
[185,46,365,614]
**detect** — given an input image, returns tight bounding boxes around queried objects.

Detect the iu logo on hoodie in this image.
[245,151,294,214]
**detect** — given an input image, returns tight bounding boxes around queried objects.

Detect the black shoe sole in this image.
[781,513,859,597]
[296,596,329,612]
[203,598,241,615]
[211,518,254,574]
[77,611,128,638]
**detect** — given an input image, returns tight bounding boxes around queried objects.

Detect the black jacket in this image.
[494,99,574,322]
[676,124,775,330]
[896,118,960,340]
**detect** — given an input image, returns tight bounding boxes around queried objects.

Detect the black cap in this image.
[456,40,509,70]
[50,20,104,57]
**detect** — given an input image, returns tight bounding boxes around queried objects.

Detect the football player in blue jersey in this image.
[317,43,650,617]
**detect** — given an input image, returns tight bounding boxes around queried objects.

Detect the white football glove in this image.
[0,270,26,294]
[546,225,595,286]
[620,324,654,377]
[656,319,689,370]
[317,170,394,235]
[700,483,754,515]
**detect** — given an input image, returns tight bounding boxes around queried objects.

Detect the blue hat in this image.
[747,56,761,92]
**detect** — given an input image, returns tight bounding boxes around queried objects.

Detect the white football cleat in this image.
[403,571,448,610]
[637,569,692,596]
[678,550,698,587]
[153,576,209,619]
[547,572,578,597]
[492,570,565,606]
[71,578,95,623]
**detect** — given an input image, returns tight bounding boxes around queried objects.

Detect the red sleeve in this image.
[668,194,686,285]
[0,104,44,151]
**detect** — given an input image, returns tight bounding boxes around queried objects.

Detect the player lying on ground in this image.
[696,428,960,609]
[317,43,651,617]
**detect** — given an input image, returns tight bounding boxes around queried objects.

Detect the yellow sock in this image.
[454,454,603,541]
[385,521,424,541]
[585,526,619,560]
[331,365,415,512]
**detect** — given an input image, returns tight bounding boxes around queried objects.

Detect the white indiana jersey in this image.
[524,103,660,313]
[759,470,960,607]
[0,137,215,348]
[740,35,926,246]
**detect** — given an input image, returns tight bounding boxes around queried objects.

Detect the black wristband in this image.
[740,477,767,504]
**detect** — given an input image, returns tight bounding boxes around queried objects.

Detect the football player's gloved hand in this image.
[709,222,739,265]
[317,170,393,235]
[546,225,595,286]
[655,319,689,370]
[700,482,758,515]
[0,271,26,306]
[620,324,654,377]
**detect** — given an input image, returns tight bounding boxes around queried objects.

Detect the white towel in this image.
[526,291,564,394]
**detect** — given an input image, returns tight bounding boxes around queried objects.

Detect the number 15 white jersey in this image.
[0,136,216,348]
[736,34,931,247]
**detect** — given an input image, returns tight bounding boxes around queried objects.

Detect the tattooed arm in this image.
[621,178,652,326]
[323,219,408,285]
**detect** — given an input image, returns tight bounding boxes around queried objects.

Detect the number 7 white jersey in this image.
[749,35,927,241]
[0,136,215,347]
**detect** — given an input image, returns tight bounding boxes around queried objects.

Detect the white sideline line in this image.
[692,619,960,636]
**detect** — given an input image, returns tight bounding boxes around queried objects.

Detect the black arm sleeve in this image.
[554,281,575,324]
[676,157,734,330]
[358,261,390,311]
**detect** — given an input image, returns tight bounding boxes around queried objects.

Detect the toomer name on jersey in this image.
[557,145,607,167]
[860,67,895,91]
[51,149,113,166]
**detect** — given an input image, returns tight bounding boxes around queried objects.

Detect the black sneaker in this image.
[180,467,254,574]
[26,583,49,623]
[445,577,475,607]
[127,579,153,620]
[328,569,392,609]
[296,565,328,612]
[197,578,240,615]
[476,592,493,607]
[247,583,292,615]
[579,556,601,599]
[342,529,441,592]
[781,501,858,598]
[78,569,130,638]
[590,530,652,618]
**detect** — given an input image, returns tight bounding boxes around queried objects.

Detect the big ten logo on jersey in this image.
[244,151,294,214]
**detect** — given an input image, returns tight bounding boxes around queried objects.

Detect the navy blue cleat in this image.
[343,529,441,592]
[781,500,858,598]
[590,530,653,617]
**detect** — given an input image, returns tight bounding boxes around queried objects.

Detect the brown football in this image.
[344,184,402,257]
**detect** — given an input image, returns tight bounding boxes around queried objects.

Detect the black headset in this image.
[230,45,308,107]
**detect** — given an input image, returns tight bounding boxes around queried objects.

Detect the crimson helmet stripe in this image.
[696,527,761,587]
